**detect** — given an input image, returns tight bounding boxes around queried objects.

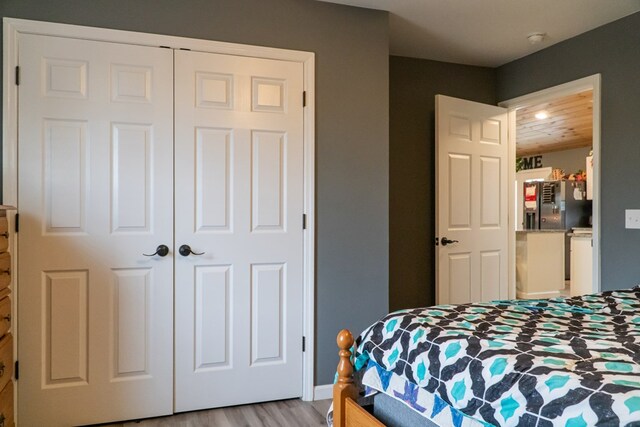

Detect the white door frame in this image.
[499,74,602,296]
[3,18,317,402]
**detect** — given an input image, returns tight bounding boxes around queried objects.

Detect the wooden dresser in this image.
[0,209,14,427]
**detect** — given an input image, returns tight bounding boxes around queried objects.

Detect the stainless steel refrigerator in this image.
[522,180,592,278]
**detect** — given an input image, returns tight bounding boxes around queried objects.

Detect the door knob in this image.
[143,244,169,257]
[440,237,459,246]
[179,244,205,257]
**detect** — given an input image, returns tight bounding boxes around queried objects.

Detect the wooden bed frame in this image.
[332,329,384,427]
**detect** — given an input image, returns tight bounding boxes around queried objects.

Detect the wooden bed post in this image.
[333,329,358,427]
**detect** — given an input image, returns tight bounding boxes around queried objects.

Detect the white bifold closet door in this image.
[17,33,305,426]
[173,50,304,412]
[18,35,175,426]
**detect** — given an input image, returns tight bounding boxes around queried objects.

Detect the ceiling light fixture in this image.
[535,111,548,120]
[527,32,546,45]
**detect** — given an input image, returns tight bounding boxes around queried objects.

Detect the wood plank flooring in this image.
[101,399,331,427]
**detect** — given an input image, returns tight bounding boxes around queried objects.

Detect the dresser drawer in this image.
[0,218,8,254]
[0,254,9,291]
[0,335,12,394]
[0,380,13,427]
[0,298,9,339]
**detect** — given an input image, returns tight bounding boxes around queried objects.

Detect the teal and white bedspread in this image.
[339,289,640,426]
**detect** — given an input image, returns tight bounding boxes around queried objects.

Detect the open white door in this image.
[436,95,509,304]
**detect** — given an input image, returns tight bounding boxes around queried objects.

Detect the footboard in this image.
[333,330,384,427]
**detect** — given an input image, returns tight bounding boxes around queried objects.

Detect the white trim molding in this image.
[516,290,562,300]
[507,107,517,300]
[499,74,602,295]
[3,17,317,403]
[301,47,316,404]
[313,384,333,401]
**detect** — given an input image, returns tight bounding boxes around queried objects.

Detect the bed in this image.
[331,288,640,426]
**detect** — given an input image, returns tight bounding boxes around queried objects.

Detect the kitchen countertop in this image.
[567,227,593,237]
[516,229,567,234]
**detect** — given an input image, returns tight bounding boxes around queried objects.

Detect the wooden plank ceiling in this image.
[516,90,593,156]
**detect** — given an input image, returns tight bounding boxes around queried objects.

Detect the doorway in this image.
[500,75,601,298]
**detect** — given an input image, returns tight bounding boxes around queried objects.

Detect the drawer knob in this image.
[0,269,9,275]
[0,232,8,239]
[1,314,9,323]
[0,361,4,377]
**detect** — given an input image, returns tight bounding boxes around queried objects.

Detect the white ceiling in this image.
[315,0,640,67]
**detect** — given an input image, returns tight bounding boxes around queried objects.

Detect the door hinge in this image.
[14,361,18,380]
[303,91,306,107]
[302,336,306,352]
[15,66,20,86]
[303,214,307,230]
[14,214,19,233]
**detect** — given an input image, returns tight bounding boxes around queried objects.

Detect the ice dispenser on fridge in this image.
[523,181,541,230]
[523,180,591,230]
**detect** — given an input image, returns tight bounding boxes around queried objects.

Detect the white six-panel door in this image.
[174,50,304,412]
[17,33,306,425]
[436,95,509,304]
[18,35,174,426]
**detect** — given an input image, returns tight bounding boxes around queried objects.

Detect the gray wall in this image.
[522,146,592,176]
[498,12,640,290]
[1,0,390,385]
[389,56,496,311]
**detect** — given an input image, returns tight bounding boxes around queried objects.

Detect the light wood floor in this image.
[100,399,331,427]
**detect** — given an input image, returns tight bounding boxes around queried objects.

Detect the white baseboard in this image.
[516,290,561,299]
[314,384,333,401]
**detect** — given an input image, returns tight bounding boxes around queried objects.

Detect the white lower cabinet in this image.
[516,231,565,299]
[570,235,593,296]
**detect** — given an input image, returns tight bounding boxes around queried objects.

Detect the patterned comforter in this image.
[351,289,640,426]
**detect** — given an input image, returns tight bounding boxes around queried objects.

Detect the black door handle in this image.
[143,244,169,257]
[440,237,459,247]
[179,244,205,257]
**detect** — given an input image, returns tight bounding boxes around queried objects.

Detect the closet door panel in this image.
[18,34,174,427]
[174,50,304,412]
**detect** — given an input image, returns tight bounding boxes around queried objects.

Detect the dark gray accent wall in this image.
[497,12,640,292]
[389,56,496,311]
[1,0,389,386]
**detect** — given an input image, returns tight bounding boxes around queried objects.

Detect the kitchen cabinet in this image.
[516,230,565,299]
[570,234,593,297]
